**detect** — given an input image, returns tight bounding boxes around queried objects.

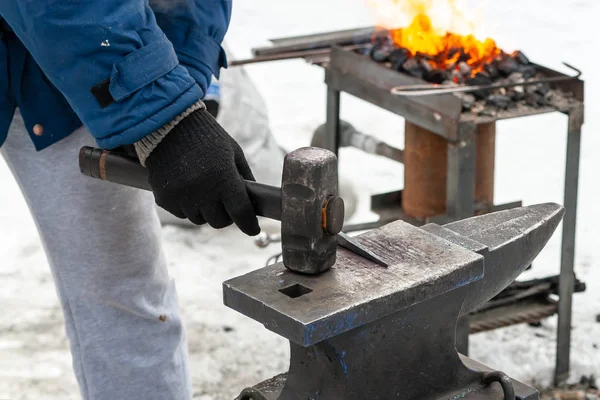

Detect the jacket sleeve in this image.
[0,1,205,149]
[152,0,232,91]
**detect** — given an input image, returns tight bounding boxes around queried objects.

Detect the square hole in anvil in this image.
[279,283,313,299]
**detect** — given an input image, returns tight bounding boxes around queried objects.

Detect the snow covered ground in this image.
[1,0,599,398]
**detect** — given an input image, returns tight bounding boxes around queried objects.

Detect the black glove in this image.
[145,108,260,236]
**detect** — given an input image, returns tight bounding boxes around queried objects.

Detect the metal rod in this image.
[312,122,404,163]
[344,125,404,162]
[389,62,582,97]
[325,86,341,157]
[229,43,370,67]
[555,105,583,385]
[253,26,385,57]
[265,26,381,46]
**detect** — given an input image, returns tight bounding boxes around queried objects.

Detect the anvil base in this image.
[235,356,538,400]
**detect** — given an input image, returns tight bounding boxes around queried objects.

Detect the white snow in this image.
[1,0,599,398]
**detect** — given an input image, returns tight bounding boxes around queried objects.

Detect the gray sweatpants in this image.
[1,111,191,399]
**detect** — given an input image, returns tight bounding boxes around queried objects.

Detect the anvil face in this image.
[223,203,563,347]
[224,220,484,346]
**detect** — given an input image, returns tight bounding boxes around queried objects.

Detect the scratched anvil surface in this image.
[224,220,484,346]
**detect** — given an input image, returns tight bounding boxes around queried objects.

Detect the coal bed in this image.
[363,36,580,118]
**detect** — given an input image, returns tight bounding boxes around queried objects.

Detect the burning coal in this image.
[365,34,567,114]
[359,0,575,114]
[358,2,576,115]
[386,13,501,78]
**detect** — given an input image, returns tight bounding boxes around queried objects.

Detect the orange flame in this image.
[390,14,501,74]
[366,0,503,75]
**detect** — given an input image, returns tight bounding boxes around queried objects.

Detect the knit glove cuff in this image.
[134,101,205,166]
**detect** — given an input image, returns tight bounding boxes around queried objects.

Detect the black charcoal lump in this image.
[403,57,425,79]
[512,51,530,65]
[525,92,547,107]
[519,65,537,79]
[466,73,492,99]
[427,69,447,84]
[455,93,476,109]
[508,72,524,83]
[497,57,519,77]
[389,48,410,71]
[487,94,511,109]
[371,47,391,63]
[508,88,525,101]
[484,63,499,79]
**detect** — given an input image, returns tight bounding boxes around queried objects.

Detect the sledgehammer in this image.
[79,146,388,274]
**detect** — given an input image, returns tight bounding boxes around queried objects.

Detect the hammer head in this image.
[281,147,341,274]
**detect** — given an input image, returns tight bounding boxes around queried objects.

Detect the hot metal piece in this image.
[336,231,388,267]
[253,230,387,267]
[224,203,564,399]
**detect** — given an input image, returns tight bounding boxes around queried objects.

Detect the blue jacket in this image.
[0,0,231,151]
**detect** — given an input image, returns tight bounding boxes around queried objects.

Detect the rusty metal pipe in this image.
[312,121,403,163]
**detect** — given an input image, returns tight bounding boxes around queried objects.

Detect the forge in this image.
[248,23,584,385]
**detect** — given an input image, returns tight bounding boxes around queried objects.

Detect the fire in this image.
[366,0,503,75]
[389,13,501,75]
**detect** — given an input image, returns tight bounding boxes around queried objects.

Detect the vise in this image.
[224,203,564,399]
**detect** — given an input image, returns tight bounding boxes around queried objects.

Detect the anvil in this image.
[223,203,564,400]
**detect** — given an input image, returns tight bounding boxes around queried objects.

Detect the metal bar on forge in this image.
[253,26,386,57]
[267,26,380,46]
[555,105,584,385]
[230,44,370,67]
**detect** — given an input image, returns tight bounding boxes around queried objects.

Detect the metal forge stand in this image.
[225,204,564,399]
[319,47,584,384]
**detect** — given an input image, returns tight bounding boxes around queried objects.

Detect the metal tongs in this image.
[389,62,582,97]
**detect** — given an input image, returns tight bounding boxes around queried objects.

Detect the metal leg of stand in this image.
[555,106,583,385]
[446,122,477,219]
